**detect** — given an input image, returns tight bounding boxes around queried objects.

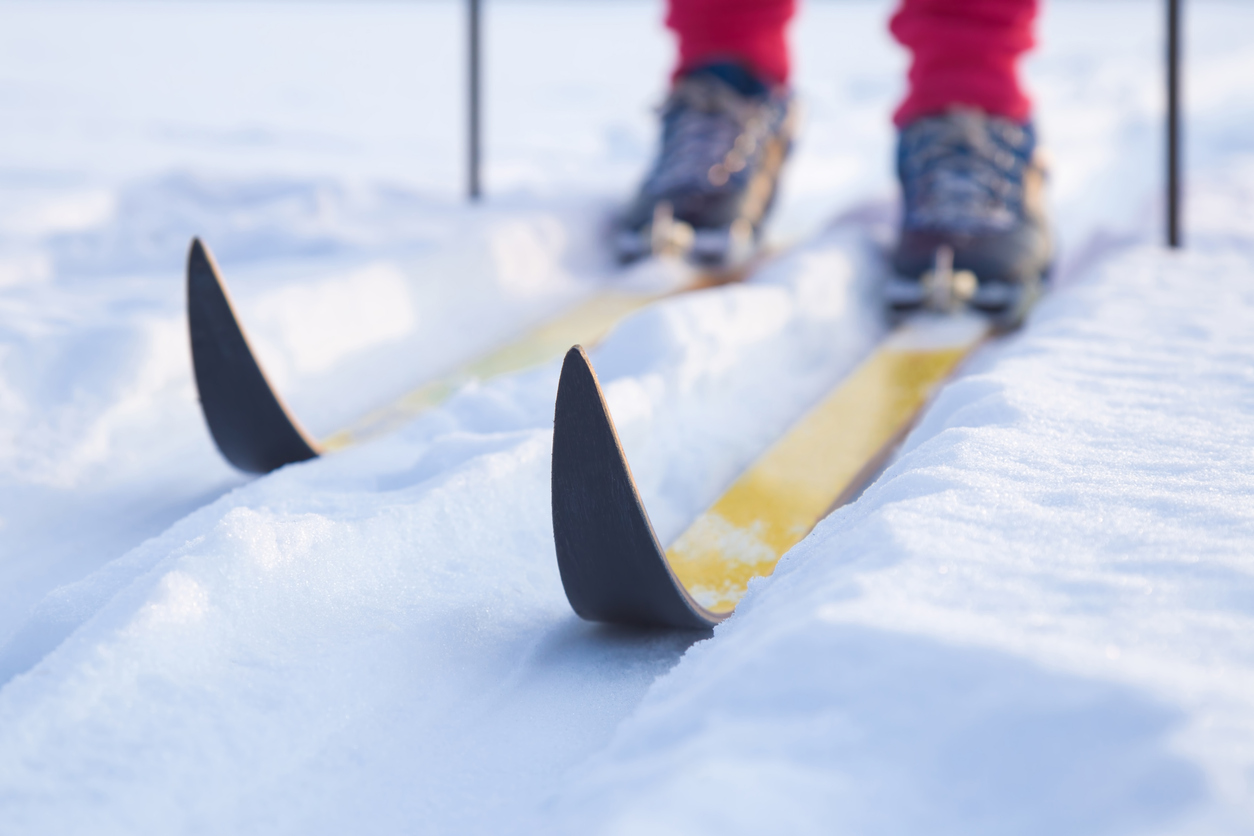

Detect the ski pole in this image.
[1167,0,1182,248]
[468,0,482,201]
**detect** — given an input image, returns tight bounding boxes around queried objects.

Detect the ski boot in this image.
[885,107,1053,328]
[614,62,797,269]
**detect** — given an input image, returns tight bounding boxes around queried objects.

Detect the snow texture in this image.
[1,0,1253,833]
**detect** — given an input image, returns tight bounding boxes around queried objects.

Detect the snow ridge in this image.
[543,243,1254,835]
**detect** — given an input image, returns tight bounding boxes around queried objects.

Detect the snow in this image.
[2,0,1253,833]
[546,243,1254,834]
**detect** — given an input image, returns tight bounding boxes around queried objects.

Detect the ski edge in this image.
[551,346,726,630]
[187,238,322,474]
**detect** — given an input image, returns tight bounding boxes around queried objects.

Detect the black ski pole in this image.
[1167,0,1182,248]
[468,0,482,201]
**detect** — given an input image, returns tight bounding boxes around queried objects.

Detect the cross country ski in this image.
[187,237,758,473]
[551,265,1005,628]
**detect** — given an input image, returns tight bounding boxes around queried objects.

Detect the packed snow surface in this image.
[2,1,1254,833]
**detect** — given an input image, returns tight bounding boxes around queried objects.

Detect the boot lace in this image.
[644,76,768,198]
[899,110,1034,235]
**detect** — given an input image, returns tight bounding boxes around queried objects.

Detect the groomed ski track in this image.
[2,2,1254,834]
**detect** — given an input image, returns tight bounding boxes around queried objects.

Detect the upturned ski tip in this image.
[187,237,321,474]
[550,346,726,630]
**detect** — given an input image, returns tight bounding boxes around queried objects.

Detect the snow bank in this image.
[0,224,883,833]
[3,0,1254,833]
[543,243,1254,834]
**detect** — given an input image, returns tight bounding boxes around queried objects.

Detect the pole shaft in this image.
[1167,0,1181,247]
[468,0,482,201]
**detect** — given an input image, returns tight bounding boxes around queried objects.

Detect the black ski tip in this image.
[186,237,321,474]
[551,346,726,630]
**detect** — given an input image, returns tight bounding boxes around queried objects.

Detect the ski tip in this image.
[187,236,223,290]
[551,345,726,630]
[187,236,216,294]
[558,344,592,388]
[556,346,603,427]
[186,236,321,474]
[188,235,208,264]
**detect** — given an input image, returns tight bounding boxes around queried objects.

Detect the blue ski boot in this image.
[615,62,797,268]
[886,107,1053,327]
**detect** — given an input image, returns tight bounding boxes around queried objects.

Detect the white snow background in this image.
[1,0,1253,833]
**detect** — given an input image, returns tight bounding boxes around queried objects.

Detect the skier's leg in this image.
[613,0,799,267]
[667,0,795,86]
[891,0,1037,126]
[886,0,1053,325]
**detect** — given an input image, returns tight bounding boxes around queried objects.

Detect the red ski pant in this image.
[666,0,1039,125]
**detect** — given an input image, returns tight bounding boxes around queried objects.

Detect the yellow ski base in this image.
[321,291,665,451]
[321,261,760,453]
[665,313,990,613]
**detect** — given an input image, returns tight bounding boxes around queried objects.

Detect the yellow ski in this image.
[188,238,749,473]
[321,291,673,452]
[550,312,990,628]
